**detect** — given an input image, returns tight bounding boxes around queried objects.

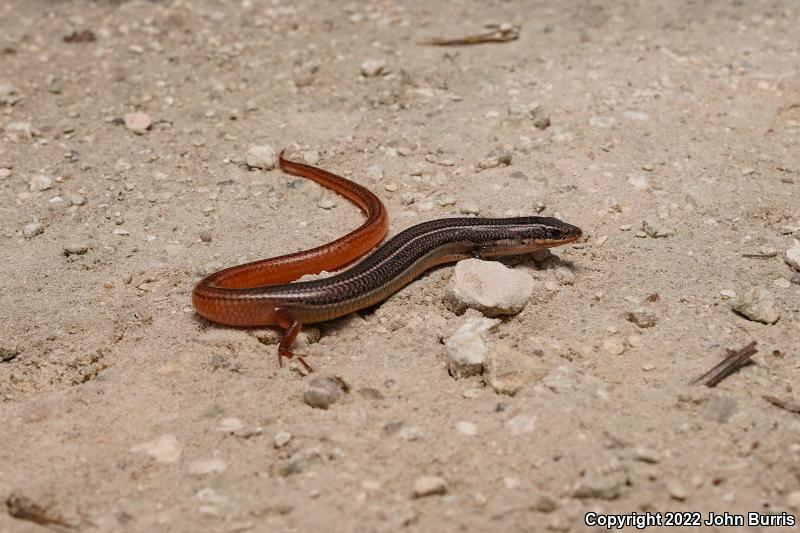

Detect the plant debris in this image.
[419,23,520,46]
[693,341,758,387]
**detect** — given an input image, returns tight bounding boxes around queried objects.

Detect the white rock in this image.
[506,414,537,435]
[131,434,182,464]
[624,110,650,121]
[22,222,44,239]
[443,317,499,378]
[785,242,800,271]
[245,145,277,170]
[216,418,244,432]
[188,458,227,475]
[732,287,780,324]
[274,431,292,448]
[0,168,11,179]
[456,421,477,436]
[360,59,386,77]
[413,476,447,497]
[446,258,534,317]
[29,174,53,192]
[124,111,152,134]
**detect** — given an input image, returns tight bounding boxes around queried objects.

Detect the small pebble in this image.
[633,447,661,464]
[217,418,244,432]
[785,242,800,271]
[188,458,227,475]
[602,337,625,355]
[413,476,447,498]
[366,165,384,182]
[199,231,212,243]
[626,307,657,328]
[773,278,790,289]
[63,243,89,256]
[446,258,534,317]
[627,175,649,190]
[360,59,386,77]
[642,219,675,238]
[0,167,11,179]
[456,421,477,436]
[641,163,655,171]
[280,447,326,476]
[69,194,87,206]
[459,202,480,215]
[304,377,345,409]
[667,480,688,501]
[506,414,537,435]
[28,175,53,192]
[274,431,292,448]
[732,287,780,324]
[245,145,277,170]
[532,494,559,513]
[444,317,499,378]
[124,111,152,134]
[0,346,20,362]
[619,224,632,231]
[719,289,736,299]
[317,196,336,209]
[572,472,623,500]
[22,222,44,239]
[130,434,182,464]
[384,182,398,192]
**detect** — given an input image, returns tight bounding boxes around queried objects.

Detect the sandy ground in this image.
[2,0,800,531]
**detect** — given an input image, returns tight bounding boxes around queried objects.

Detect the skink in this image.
[193,153,582,370]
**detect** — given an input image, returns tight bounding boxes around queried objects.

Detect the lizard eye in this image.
[547,227,564,240]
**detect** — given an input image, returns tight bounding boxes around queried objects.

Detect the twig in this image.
[763,395,800,414]
[418,24,520,46]
[693,341,757,387]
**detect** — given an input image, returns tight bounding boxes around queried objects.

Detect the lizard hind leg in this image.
[275,311,313,372]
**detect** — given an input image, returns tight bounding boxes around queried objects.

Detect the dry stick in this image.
[693,341,758,387]
[418,26,520,46]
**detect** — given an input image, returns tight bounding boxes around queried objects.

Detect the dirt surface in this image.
[2,0,800,531]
